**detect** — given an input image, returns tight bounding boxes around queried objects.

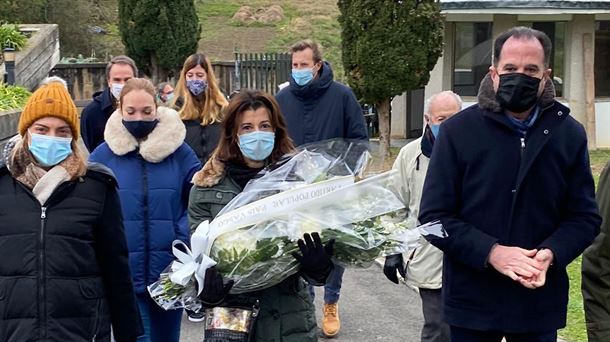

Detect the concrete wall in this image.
[49,63,108,104]
[596,101,610,148]
[14,24,61,90]
[0,110,20,151]
[391,94,407,138]
[564,15,596,125]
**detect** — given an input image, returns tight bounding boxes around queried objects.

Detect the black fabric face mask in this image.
[495,73,542,113]
[122,119,159,140]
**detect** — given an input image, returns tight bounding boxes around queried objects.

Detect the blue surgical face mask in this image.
[111,83,124,99]
[292,68,314,86]
[430,124,441,138]
[238,131,275,161]
[122,119,159,140]
[29,133,73,167]
[165,93,174,103]
[187,79,208,96]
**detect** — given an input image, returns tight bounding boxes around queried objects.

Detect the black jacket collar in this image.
[93,87,116,113]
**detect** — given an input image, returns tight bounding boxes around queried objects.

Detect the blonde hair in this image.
[172,53,227,125]
[119,78,157,108]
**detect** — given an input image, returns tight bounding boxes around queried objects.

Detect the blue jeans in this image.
[309,264,345,304]
[136,293,182,342]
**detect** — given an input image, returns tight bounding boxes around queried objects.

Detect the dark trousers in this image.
[420,288,450,342]
[450,326,557,342]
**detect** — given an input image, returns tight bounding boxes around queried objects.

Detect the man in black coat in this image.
[419,27,601,341]
[276,40,368,338]
[80,55,137,152]
[276,40,368,146]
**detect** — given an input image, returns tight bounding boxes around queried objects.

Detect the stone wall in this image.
[14,24,61,90]
[49,63,108,106]
[0,110,20,152]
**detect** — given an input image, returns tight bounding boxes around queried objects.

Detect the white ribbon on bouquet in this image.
[169,221,217,295]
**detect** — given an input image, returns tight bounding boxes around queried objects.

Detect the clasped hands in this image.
[488,244,554,289]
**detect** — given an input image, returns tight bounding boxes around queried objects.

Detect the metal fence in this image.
[234,52,291,95]
[49,52,293,106]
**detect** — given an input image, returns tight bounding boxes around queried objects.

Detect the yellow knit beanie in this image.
[18,77,79,139]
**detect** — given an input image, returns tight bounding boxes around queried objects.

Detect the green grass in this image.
[264,2,344,81]
[196,1,241,17]
[196,0,344,80]
[560,149,610,342]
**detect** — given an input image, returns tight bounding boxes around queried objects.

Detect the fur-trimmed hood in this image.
[477,72,556,113]
[104,106,186,163]
[191,154,225,187]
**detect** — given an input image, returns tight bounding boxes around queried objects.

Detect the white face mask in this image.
[111,83,124,99]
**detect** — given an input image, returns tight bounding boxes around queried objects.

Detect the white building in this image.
[391,0,610,148]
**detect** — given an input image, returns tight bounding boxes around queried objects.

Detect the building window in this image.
[596,21,610,97]
[453,22,493,97]
[519,22,566,97]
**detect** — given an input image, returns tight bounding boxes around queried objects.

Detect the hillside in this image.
[196,0,344,79]
[65,0,344,79]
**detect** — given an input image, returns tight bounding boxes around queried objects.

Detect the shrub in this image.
[0,24,27,50]
[0,83,31,111]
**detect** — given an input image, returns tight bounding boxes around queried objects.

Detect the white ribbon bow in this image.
[169,221,217,295]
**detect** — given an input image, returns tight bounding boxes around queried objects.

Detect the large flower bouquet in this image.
[148,140,445,311]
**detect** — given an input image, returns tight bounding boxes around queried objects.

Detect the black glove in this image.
[383,254,406,284]
[198,266,234,306]
[291,232,335,284]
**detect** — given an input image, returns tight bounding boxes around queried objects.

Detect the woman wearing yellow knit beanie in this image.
[0,77,143,342]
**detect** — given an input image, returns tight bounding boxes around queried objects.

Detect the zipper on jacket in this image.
[39,206,48,340]
[520,137,526,157]
[141,158,151,286]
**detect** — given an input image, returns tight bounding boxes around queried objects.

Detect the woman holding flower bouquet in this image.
[0,77,142,341]
[89,78,201,342]
[188,89,335,341]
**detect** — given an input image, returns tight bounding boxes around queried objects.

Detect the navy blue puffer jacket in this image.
[90,107,201,293]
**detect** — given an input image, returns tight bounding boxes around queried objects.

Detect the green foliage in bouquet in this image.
[327,216,401,267]
[210,213,407,293]
[150,272,190,308]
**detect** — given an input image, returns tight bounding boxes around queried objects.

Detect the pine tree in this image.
[118,0,201,81]
[338,0,444,158]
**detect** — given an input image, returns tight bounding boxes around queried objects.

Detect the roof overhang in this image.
[441,1,610,14]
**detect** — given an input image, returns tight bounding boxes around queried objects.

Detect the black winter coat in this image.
[0,165,143,342]
[419,74,601,333]
[80,88,116,152]
[275,62,368,146]
[183,120,221,164]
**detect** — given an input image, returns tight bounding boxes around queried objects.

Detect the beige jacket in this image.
[392,137,443,290]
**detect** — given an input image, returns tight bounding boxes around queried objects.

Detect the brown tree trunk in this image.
[376,98,391,159]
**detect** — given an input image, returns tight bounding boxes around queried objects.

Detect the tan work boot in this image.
[322,302,340,337]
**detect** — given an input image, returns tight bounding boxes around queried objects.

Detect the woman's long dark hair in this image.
[214,89,295,165]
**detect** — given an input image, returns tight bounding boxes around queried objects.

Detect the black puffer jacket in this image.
[183,120,221,164]
[0,165,143,342]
